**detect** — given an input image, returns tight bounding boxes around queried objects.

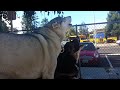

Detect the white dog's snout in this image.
[64,16,71,22]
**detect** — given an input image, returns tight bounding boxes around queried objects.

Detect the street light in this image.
[93,11,97,46]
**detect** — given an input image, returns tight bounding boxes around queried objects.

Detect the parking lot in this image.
[97,43,120,54]
[97,43,120,67]
[80,43,120,79]
[81,43,120,67]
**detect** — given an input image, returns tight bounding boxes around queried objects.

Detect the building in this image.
[94,29,105,39]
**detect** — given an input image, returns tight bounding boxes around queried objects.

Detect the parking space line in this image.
[105,55,114,68]
[100,54,120,56]
[104,55,120,79]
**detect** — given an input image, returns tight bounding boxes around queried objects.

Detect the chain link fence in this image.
[72,21,120,55]
[72,21,120,79]
[12,21,120,55]
[10,21,120,79]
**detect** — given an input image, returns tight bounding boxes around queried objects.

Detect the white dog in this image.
[0,16,72,79]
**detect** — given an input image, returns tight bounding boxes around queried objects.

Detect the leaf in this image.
[106,11,120,38]
[48,11,50,16]
[54,11,56,15]
[57,11,61,14]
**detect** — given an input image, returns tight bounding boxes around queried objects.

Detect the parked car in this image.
[116,40,120,46]
[79,42,100,66]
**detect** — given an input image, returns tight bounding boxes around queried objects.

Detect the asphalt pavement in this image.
[80,43,120,79]
[97,43,120,54]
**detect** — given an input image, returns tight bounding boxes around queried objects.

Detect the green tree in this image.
[41,18,49,27]
[0,20,9,32]
[32,13,39,30]
[106,11,120,39]
[21,11,37,32]
[65,27,76,38]
[0,11,9,32]
[0,11,9,21]
[40,11,64,17]
[79,22,88,35]
[22,11,64,32]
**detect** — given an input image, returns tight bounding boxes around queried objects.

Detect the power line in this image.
[72,20,120,26]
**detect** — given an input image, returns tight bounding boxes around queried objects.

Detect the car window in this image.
[80,43,96,51]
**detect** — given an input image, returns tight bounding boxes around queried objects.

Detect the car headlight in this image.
[94,53,99,58]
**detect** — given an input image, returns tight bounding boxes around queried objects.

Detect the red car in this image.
[79,42,100,66]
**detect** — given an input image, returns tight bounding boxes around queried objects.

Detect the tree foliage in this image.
[65,27,76,38]
[22,11,64,32]
[21,11,37,31]
[41,18,49,27]
[106,11,120,39]
[0,11,9,21]
[0,11,64,33]
[0,11,9,32]
[40,11,64,16]
[79,22,88,35]
[0,20,9,32]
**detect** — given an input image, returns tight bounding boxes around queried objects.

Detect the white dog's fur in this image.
[0,16,71,79]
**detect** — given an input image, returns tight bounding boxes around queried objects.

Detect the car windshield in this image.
[80,43,96,51]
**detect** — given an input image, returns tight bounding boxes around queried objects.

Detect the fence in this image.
[71,21,120,79]
[11,21,120,79]
[72,21,120,55]
[12,21,120,55]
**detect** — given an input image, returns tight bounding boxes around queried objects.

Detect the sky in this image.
[10,11,109,30]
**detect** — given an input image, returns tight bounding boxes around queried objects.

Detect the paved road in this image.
[96,43,120,54]
[80,43,120,79]
[80,55,120,79]
[106,55,120,67]
[99,55,110,67]
[97,43,120,67]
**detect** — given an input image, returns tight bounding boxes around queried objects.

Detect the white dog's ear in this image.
[63,16,71,22]
[52,22,59,29]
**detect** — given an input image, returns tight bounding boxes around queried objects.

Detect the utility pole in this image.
[10,12,13,32]
[76,24,78,36]
[93,11,97,46]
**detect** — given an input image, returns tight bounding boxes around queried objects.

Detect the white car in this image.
[116,40,120,45]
